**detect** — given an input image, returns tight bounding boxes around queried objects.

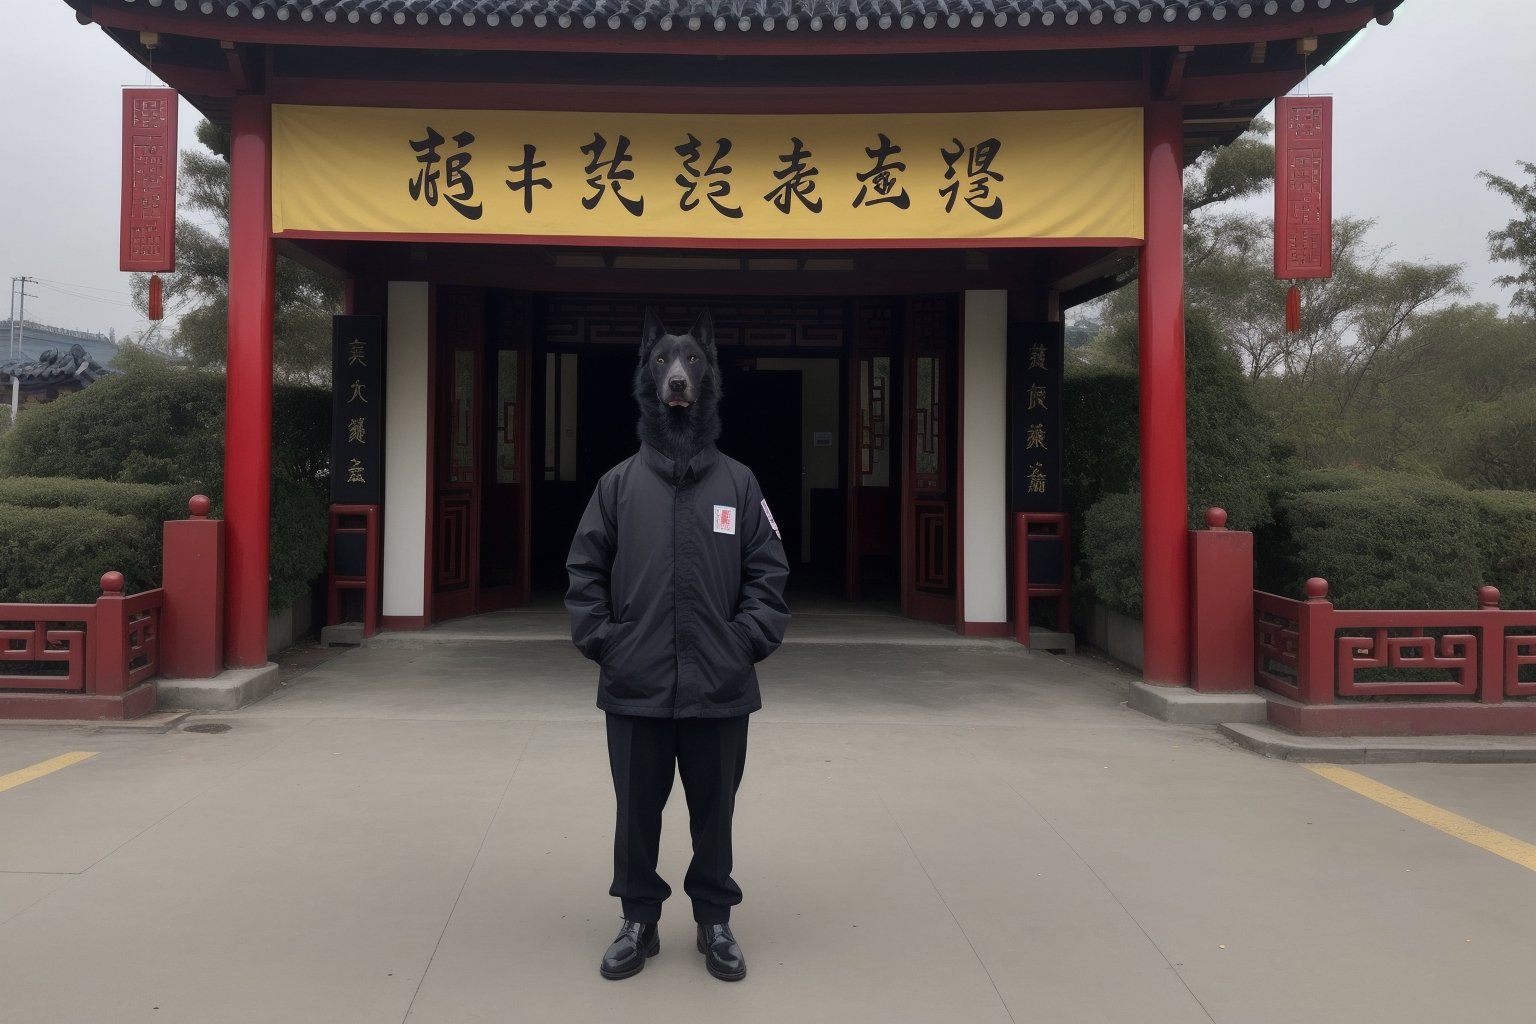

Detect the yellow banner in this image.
[271,105,1143,243]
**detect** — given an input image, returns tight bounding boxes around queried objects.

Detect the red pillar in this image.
[1138,101,1190,685]
[224,96,275,667]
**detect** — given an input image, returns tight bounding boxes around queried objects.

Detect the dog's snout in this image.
[668,377,687,392]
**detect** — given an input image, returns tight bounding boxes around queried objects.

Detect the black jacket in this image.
[565,443,791,718]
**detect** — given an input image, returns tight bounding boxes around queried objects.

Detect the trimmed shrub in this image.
[1080,492,1143,619]
[1260,471,1484,609]
[0,477,183,525]
[0,504,160,603]
[1063,369,1139,514]
[269,476,329,612]
[1470,489,1536,610]
[0,360,331,611]
[1183,307,1275,533]
[1070,308,1279,620]
[0,368,224,490]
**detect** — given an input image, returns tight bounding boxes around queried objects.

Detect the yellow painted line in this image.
[1306,763,1536,873]
[0,752,98,794]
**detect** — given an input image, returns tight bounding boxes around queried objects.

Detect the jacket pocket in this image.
[599,620,633,665]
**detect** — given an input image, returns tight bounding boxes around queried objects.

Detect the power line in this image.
[31,276,135,300]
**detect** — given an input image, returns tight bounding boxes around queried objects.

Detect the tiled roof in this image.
[122,0,1375,33]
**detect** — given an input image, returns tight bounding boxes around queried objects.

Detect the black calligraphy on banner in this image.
[581,132,644,216]
[853,133,911,210]
[1008,324,1063,514]
[939,137,1004,220]
[392,122,1029,226]
[504,144,553,213]
[331,315,384,505]
[675,134,743,219]
[765,137,823,214]
[407,127,483,220]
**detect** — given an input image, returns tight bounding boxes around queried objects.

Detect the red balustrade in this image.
[0,495,222,721]
[0,572,163,720]
[1255,581,1536,706]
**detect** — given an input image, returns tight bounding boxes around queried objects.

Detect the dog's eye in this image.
[688,355,698,363]
[656,356,664,364]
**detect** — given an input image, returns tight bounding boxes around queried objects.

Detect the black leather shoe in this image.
[599,919,659,980]
[696,923,746,981]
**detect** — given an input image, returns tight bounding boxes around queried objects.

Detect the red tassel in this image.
[1285,284,1301,334]
[148,274,163,321]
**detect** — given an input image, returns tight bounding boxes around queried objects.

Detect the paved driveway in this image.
[2,611,1534,1023]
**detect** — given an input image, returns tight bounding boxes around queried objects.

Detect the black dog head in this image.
[634,308,722,465]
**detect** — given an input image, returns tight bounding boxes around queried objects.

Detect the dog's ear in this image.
[640,308,666,359]
[689,309,716,353]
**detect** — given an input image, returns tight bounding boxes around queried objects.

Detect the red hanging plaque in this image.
[1274,95,1332,280]
[120,88,178,273]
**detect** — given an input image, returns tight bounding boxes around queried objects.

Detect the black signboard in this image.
[1008,323,1064,513]
[330,315,384,505]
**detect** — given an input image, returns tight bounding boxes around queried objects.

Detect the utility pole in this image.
[9,276,34,424]
[9,275,36,359]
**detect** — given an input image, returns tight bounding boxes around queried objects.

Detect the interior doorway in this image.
[439,292,921,622]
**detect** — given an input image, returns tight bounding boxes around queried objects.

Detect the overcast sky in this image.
[3,1,1534,343]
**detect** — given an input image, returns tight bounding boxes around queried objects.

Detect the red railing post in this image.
[328,504,381,639]
[161,495,226,678]
[1190,508,1255,692]
[92,572,129,697]
[1478,585,1505,705]
[1011,512,1072,647]
[1295,577,1336,704]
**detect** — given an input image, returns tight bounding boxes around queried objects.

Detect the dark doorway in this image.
[530,346,636,594]
[718,366,803,568]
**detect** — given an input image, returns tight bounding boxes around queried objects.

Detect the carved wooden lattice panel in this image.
[915,501,950,592]
[0,621,88,692]
[1507,635,1536,697]
[1335,629,1479,697]
[435,494,472,591]
[544,296,844,348]
[125,606,159,687]
[906,297,950,495]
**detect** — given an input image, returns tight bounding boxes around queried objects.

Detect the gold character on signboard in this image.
[1028,462,1047,494]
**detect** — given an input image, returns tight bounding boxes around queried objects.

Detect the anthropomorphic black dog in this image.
[565,308,790,982]
[634,308,723,466]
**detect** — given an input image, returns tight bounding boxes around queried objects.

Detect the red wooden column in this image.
[224,95,275,667]
[1138,101,1190,685]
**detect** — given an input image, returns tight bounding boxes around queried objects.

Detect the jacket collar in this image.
[641,442,720,482]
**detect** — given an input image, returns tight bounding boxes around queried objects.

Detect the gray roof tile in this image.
[122,0,1374,33]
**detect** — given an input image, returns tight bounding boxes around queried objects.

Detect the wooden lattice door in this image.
[901,296,957,624]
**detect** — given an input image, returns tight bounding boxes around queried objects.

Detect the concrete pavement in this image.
[2,607,1535,1023]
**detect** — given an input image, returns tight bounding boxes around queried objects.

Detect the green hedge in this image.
[1472,489,1536,610]
[0,361,330,611]
[0,504,161,603]
[1070,307,1279,620]
[1080,492,1143,620]
[0,369,224,490]
[1254,470,1536,611]
[0,477,184,525]
[1260,471,1483,609]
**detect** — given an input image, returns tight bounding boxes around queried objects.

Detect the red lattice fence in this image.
[0,572,163,720]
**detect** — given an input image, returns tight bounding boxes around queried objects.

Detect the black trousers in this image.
[605,712,749,926]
